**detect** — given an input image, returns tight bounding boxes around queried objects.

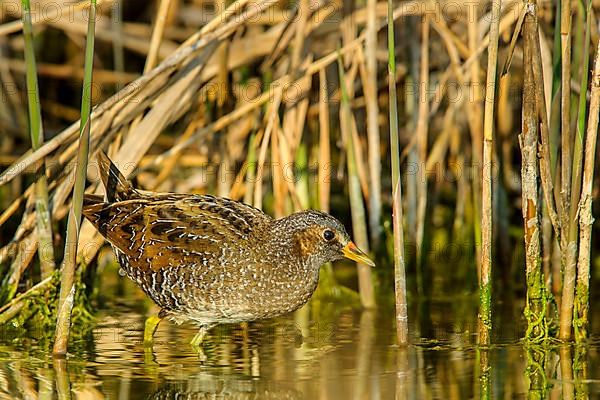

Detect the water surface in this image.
[1,274,599,399]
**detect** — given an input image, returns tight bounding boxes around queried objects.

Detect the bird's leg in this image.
[240,322,249,343]
[190,326,209,347]
[144,315,163,346]
[190,325,216,362]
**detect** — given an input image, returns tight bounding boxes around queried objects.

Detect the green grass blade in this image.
[22,0,55,279]
[387,0,408,345]
[53,0,97,356]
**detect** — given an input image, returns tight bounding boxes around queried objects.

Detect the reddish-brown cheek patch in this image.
[294,226,325,259]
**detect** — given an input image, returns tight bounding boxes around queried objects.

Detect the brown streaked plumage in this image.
[83,152,374,346]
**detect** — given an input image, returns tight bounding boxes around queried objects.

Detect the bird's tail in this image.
[94,151,136,202]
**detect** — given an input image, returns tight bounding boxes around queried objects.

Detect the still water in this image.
[1,275,600,399]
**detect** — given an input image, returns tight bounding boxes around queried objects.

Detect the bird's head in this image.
[273,210,375,269]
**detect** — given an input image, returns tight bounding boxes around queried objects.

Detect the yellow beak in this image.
[342,241,375,267]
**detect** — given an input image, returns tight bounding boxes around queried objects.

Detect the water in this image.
[1,278,600,399]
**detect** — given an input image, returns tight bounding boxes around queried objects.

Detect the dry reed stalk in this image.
[254,88,283,210]
[1,232,37,303]
[350,108,371,202]
[215,0,229,111]
[152,110,203,190]
[415,14,429,271]
[318,68,331,213]
[558,0,575,341]
[111,1,125,94]
[338,56,375,309]
[290,0,309,75]
[5,60,138,84]
[424,108,454,174]
[294,143,310,210]
[460,1,523,77]
[0,274,54,321]
[127,0,174,134]
[466,6,484,277]
[529,17,561,241]
[276,124,303,211]
[479,0,501,346]
[285,57,313,162]
[0,0,426,191]
[521,0,547,343]
[405,32,419,262]
[567,0,591,343]
[387,0,407,345]
[365,0,382,245]
[523,1,561,301]
[241,133,258,205]
[0,0,280,189]
[49,18,179,59]
[573,37,600,342]
[0,0,111,36]
[497,75,515,184]
[280,0,310,168]
[271,121,286,218]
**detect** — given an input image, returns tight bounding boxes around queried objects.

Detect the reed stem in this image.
[53,0,96,356]
[569,0,591,343]
[479,0,501,347]
[338,53,376,309]
[318,68,331,213]
[365,0,382,245]
[387,0,407,346]
[574,34,600,343]
[558,0,574,342]
[521,0,547,343]
[22,0,55,279]
[415,15,429,281]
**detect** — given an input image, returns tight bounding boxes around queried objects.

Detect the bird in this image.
[82,151,375,348]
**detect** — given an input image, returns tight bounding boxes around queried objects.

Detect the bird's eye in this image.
[323,229,335,241]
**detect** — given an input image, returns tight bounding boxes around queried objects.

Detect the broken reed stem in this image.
[479,0,501,347]
[387,0,407,346]
[558,0,574,341]
[521,0,547,343]
[574,37,600,343]
[530,10,561,242]
[22,0,55,279]
[338,53,376,309]
[53,0,96,356]
[365,0,382,245]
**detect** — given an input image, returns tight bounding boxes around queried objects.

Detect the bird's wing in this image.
[83,193,271,271]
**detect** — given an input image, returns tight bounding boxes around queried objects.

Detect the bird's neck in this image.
[267,217,319,269]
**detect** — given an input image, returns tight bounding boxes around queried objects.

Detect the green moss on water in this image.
[0,266,96,347]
